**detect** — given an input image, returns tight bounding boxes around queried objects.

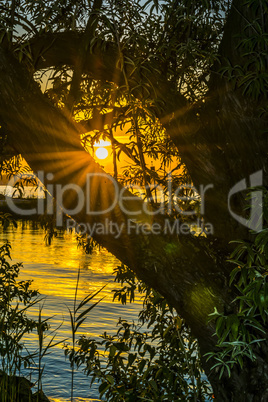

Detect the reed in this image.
[34,306,66,402]
[66,267,104,402]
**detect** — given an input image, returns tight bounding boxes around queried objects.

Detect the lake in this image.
[0,220,143,401]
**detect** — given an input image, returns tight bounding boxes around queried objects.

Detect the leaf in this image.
[139,359,146,374]
[128,353,136,366]
[149,379,158,392]
[231,317,240,340]
[109,344,117,358]
[75,316,88,332]
[106,374,114,385]
[99,381,110,395]
[76,299,103,323]
[75,286,105,313]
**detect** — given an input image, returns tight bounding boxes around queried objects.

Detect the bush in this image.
[0,242,40,401]
[65,264,213,401]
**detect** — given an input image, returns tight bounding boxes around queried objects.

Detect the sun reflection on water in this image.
[0,220,143,401]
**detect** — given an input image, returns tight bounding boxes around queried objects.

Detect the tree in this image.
[0,0,267,400]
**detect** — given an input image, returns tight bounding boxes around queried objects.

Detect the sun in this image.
[95,147,109,160]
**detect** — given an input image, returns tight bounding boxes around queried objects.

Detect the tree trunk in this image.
[206,346,268,402]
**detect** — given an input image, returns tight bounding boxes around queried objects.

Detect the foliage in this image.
[204,3,268,376]
[0,241,39,400]
[65,265,213,401]
[0,0,229,220]
[76,234,100,255]
[0,213,17,231]
[220,0,268,101]
[0,241,65,401]
[35,306,66,397]
[0,242,39,372]
[207,190,268,378]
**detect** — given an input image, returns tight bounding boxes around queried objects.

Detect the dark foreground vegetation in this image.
[0,229,213,401]
[1,211,268,401]
[0,240,50,401]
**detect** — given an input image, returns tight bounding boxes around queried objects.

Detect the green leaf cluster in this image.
[207,190,268,378]
[0,242,38,398]
[220,0,268,101]
[65,265,213,401]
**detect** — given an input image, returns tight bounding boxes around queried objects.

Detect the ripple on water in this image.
[0,221,143,401]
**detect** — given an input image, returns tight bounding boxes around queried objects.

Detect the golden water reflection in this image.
[0,221,143,401]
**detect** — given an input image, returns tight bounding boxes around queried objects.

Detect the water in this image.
[0,221,143,401]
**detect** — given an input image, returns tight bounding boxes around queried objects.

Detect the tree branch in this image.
[19,13,268,243]
[0,46,232,349]
[66,0,103,112]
